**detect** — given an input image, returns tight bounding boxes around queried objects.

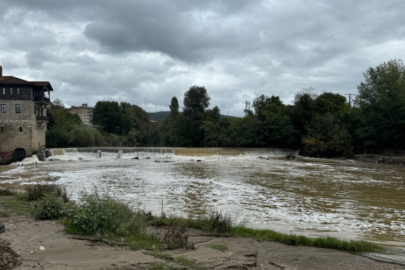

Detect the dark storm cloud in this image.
[1,0,405,115]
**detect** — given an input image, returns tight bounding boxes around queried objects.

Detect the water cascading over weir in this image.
[46,147,299,160]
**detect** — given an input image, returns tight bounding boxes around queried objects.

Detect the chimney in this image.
[0,66,2,77]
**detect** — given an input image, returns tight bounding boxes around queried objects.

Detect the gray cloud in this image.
[1,0,405,116]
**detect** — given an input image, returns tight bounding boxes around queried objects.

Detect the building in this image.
[0,66,53,164]
[66,103,94,126]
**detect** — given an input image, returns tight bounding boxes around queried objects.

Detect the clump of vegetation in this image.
[147,212,382,253]
[0,188,14,196]
[210,244,228,252]
[22,184,68,201]
[151,211,232,234]
[163,225,194,250]
[228,227,382,253]
[63,189,146,238]
[31,194,66,220]
[173,256,201,270]
[0,210,11,218]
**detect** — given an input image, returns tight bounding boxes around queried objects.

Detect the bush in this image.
[0,189,13,196]
[31,194,66,220]
[65,189,146,238]
[24,184,65,201]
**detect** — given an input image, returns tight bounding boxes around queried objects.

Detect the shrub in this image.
[24,184,64,201]
[65,189,146,238]
[31,194,66,220]
[0,189,13,196]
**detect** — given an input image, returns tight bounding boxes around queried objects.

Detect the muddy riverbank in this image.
[1,215,404,270]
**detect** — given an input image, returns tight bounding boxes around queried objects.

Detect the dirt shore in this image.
[0,215,404,270]
[355,154,405,165]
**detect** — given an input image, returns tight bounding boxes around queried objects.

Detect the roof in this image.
[0,76,31,85]
[0,76,53,91]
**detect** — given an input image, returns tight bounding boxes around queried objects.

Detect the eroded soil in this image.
[0,215,404,270]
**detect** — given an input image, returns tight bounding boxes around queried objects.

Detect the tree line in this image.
[47,59,405,157]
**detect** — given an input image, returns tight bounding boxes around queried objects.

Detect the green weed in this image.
[0,210,11,217]
[174,256,201,270]
[0,189,14,196]
[210,244,228,252]
[0,196,31,215]
[228,226,383,253]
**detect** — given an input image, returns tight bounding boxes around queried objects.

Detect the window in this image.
[15,104,21,113]
[1,104,5,113]
[19,127,23,132]
[1,127,3,132]
[10,88,13,95]
[17,88,20,95]
[2,88,5,95]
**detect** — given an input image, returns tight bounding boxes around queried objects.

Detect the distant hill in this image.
[147,111,170,122]
[147,111,239,122]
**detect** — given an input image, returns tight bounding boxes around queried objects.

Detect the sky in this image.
[0,0,404,116]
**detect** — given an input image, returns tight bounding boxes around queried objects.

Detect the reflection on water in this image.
[1,154,404,252]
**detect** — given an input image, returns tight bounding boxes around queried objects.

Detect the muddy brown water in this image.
[1,150,404,263]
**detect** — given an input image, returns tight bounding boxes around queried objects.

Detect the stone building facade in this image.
[0,66,53,163]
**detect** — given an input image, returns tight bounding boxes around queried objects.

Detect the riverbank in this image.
[1,214,404,270]
[355,154,405,165]
[1,187,404,270]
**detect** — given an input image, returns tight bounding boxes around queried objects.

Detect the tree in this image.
[182,86,211,146]
[302,114,353,157]
[314,92,347,115]
[169,96,180,117]
[92,101,122,134]
[202,106,221,146]
[52,98,64,108]
[161,97,183,146]
[183,86,210,114]
[292,88,318,137]
[355,59,405,151]
[253,95,283,114]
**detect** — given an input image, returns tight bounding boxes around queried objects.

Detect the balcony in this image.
[34,96,51,103]
[36,116,49,122]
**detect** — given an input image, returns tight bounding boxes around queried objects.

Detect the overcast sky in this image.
[1,0,404,116]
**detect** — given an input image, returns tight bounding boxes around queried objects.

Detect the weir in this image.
[47,147,298,159]
[49,148,66,156]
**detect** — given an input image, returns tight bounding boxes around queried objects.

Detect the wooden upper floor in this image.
[0,73,53,104]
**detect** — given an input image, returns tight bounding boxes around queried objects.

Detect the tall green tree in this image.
[355,59,405,152]
[161,96,184,146]
[182,86,211,146]
[202,106,221,146]
[92,101,122,134]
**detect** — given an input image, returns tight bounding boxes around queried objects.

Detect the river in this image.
[0,148,404,263]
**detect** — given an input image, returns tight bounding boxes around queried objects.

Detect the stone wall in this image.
[0,100,47,156]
